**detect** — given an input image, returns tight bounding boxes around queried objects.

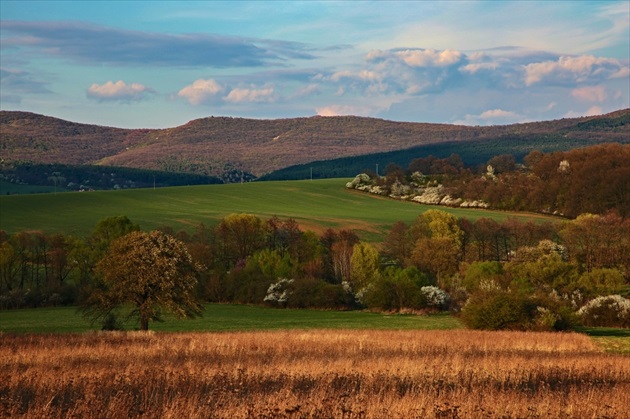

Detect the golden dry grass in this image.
[1,330,629,418]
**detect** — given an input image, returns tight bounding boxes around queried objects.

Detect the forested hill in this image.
[1,109,628,178]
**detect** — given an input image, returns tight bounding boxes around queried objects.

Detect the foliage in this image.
[349,242,380,289]
[83,230,202,330]
[577,295,630,328]
[460,289,574,331]
[360,266,432,311]
[346,143,630,218]
[420,285,450,309]
[461,290,536,330]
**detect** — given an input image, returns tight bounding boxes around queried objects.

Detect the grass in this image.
[3,304,628,355]
[0,304,462,334]
[0,178,557,241]
[2,329,629,418]
[575,326,630,354]
[0,179,61,195]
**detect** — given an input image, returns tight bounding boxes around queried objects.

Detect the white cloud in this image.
[367,48,464,68]
[571,86,607,102]
[459,62,499,74]
[585,106,604,116]
[454,108,524,126]
[611,67,630,79]
[87,80,152,101]
[396,49,463,67]
[330,70,381,82]
[177,78,224,105]
[564,106,604,118]
[316,104,372,117]
[479,109,519,120]
[224,86,276,103]
[523,55,627,86]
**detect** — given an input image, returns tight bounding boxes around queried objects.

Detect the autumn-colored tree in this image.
[216,214,265,268]
[320,229,359,282]
[560,212,630,276]
[412,209,463,248]
[84,230,202,331]
[382,221,413,265]
[411,237,460,284]
[409,210,464,284]
[487,154,516,174]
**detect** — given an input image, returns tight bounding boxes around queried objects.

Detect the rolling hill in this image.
[1,109,628,179]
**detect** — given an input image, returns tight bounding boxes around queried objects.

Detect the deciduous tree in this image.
[84,230,202,331]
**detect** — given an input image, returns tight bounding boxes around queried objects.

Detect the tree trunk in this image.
[140,316,149,331]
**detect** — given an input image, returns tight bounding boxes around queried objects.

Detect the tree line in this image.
[349,143,629,218]
[1,209,628,330]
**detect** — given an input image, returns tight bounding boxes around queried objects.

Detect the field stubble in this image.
[1,329,628,418]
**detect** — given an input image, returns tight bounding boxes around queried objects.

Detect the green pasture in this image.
[2,305,627,354]
[0,304,462,334]
[0,178,556,241]
[0,179,60,195]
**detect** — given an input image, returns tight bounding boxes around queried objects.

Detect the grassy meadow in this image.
[0,304,462,334]
[0,178,556,241]
[2,329,629,418]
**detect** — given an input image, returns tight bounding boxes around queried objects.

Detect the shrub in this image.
[420,286,450,309]
[461,290,536,330]
[360,267,432,311]
[461,290,575,331]
[577,295,630,328]
[264,277,355,309]
[263,278,294,306]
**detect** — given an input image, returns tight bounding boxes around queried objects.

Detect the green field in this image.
[0,178,555,241]
[2,305,627,354]
[0,304,462,333]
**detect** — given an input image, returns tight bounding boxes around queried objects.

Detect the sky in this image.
[1,1,629,128]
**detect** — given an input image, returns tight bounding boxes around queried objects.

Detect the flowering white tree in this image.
[264,278,294,305]
[420,286,450,308]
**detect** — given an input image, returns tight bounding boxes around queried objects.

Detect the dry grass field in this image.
[1,330,629,418]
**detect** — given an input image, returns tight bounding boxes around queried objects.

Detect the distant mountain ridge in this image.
[1,109,628,178]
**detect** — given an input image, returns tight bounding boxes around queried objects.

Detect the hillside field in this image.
[0,178,556,241]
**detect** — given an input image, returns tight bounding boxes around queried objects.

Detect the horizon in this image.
[1,1,629,129]
[2,107,628,131]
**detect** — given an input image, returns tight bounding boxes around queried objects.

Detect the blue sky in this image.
[1,1,628,128]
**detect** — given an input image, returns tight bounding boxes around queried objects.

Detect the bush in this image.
[461,290,536,330]
[360,267,432,311]
[420,286,450,309]
[461,290,575,331]
[264,277,356,309]
[577,295,630,328]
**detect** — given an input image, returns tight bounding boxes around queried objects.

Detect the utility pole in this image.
[376,164,379,176]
